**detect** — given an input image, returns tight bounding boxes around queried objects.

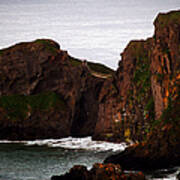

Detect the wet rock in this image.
[177,172,180,180]
[51,165,90,180]
[51,163,146,180]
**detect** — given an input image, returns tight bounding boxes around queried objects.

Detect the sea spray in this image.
[0,137,127,152]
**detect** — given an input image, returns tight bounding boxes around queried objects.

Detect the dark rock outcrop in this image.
[177,172,180,180]
[51,163,146,180]
[0,39,113,140]
[104,10,180,170]
[93,10,180,145]
[93,39,153,143]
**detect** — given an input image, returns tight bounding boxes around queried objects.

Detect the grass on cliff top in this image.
[155,10,180,28]
[0,39,60,57]
[69,56,114,75]
[87,62,114,75]
[33,39,59,55]
[69,56,82,67]
[0,92,67,120]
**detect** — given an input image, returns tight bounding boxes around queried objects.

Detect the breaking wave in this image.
[0,137,127,152]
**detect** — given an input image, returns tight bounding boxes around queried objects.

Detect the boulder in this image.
[51,163,146,180]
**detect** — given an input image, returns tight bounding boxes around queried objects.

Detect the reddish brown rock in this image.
[105,94,180,170]
[104,10,180,170]
[0,39,112,140]
[93,39,154,143]
[51,163,146,180]
[93,10,180,146]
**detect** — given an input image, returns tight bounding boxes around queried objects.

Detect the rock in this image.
[177,172,180,180]
[93,10,180,146]
[0,39,113,140]
[105,93,180,170]
[51,165,90,180]
[51,163,146,180]
[93,39,153,143]
[104,10,180,171]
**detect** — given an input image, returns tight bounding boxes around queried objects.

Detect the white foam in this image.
[0,137,127,152]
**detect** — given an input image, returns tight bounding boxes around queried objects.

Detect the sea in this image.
[0,137,179,180]
[0,0,180,180]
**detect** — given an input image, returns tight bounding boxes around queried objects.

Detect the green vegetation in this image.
[127,41,152,105]
[133,58,151,103]
[34,39,59,55]
[87,62,114,75]
[145,97,154,112]
[69,57,82,67]
[155,11,180,28]
[0,50,4,56]
[69,56,114,75]
[133,61,150,86]
[162,47,170,54]
[0,92,67,121]
[129,42,151,93]
[125,41,156,139]
[161,96,173,124]
[156,73,164,83]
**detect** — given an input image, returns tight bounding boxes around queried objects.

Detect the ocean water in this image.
[0,0,180,69]
[0,137,179,180]
[0,137,126,180]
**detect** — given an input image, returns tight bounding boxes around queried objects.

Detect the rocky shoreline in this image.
[51,163,146,180]
[0,10,180,180]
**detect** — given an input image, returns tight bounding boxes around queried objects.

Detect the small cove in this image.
[0,137,179,180]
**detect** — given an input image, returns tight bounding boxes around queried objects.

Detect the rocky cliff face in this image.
[93,39,154,142]
[0,39,113,140]
[0,10,179,145]
[93,10,180,144]
[104,10,180,170]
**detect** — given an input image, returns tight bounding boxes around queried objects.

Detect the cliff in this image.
[93,10,180,145]
[105,10,180,170]
[0,39,113,140]
[93,39,153,142]
[0,10,179,154]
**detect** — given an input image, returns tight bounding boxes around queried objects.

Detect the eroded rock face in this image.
[105,94,180,170]
[104,10,180,171]
[93,10,180,144]
[51,163,146,180]
[0,10,179,147]
[0,39,108,139]
[93,39,154,142]
[151,11,180,119]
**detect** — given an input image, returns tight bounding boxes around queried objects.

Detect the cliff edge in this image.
[0,39,113,140]
[104,10,180,170]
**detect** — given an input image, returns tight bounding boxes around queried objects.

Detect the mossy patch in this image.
[0,50,4,56]
[155,11,180,28]
[0,92,67,121]
[69,56,114,75]
[132,45,151,103]
[69,57,82,67]
[145,97,155,115]
[34,39,59,55]
[128,41,151,95]
[87,62,114,75]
